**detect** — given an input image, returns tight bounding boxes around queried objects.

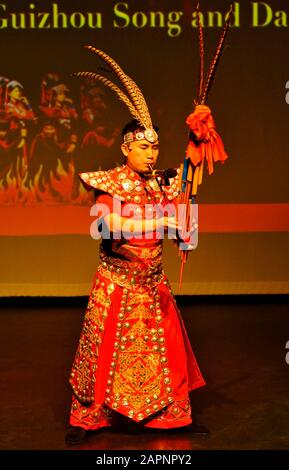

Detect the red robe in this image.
[69,164,205,429]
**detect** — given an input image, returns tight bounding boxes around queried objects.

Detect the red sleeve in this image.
[92,192,114,226]
[95,191,114,212]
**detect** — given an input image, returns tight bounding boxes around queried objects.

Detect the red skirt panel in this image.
[69,271,205,429]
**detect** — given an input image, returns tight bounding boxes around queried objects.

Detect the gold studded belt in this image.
[98,256,164,289]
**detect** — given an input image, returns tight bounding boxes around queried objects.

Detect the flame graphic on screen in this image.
[0,157,93,206]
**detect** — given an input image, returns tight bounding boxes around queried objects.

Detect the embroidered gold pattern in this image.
[70,165,189,419]
[69,280,114,403]
[104,284,173,420]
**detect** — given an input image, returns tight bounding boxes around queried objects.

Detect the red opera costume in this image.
[68,164,205,430]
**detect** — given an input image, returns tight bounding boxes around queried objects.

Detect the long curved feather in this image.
[86,46,151,127]
[72,71,140,122]
[85,46,153,129]
[196,3,204,103]
[201,4,233,104]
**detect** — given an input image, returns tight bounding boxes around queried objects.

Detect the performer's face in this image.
[121,139,159,173]
[42,124,56,138]
[9,87,22,101]
[0,130,7,139]
[56,91,66,103]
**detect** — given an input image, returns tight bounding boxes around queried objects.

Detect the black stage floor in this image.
[1,295,289,451]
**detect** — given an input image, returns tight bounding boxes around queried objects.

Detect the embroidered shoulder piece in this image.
[79,165,181,203]
[79,166,127,202]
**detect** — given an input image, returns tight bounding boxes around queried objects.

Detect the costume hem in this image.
[144,417,192,429]
[69,417,112,431]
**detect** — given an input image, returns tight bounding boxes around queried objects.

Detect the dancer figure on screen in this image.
[79,82,120,173]
[4,79,36,177]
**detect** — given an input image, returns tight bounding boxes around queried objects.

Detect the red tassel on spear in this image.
[178,3,233,290]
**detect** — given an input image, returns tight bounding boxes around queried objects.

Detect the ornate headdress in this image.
[73,46,158,144]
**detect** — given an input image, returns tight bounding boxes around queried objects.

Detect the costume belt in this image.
[98,254,164,289]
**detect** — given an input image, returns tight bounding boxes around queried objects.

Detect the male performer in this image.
[66,50,206,444]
